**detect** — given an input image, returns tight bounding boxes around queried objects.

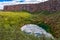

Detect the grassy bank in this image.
[0,11,60,40]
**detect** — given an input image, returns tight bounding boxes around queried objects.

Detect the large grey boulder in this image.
[21,24,55,40]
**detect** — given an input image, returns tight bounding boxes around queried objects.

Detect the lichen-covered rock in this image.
[21,24,55,40]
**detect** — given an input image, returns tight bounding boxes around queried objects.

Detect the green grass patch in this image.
[0,11,60,40]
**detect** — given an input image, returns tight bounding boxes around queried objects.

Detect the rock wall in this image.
[4,0,60,12]
[3,1,51,12]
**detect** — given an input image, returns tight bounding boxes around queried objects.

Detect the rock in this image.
[21,24,55,40]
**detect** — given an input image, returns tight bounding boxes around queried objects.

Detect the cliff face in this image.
[4,0,60,12]
[48,0,60,11]
[4,4,44,12]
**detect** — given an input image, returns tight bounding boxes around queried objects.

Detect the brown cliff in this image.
[4,0,60,12]
[4,2,49,12]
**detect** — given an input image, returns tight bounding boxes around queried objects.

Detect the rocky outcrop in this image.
[4,0,60,12]
[21,24,54,40]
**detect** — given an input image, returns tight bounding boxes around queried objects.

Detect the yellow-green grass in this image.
[0,11,32,18]
[0,11,60,40]
[0,11,35,40]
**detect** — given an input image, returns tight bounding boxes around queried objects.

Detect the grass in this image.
[31,11,60,38]
[0,11,60,40]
